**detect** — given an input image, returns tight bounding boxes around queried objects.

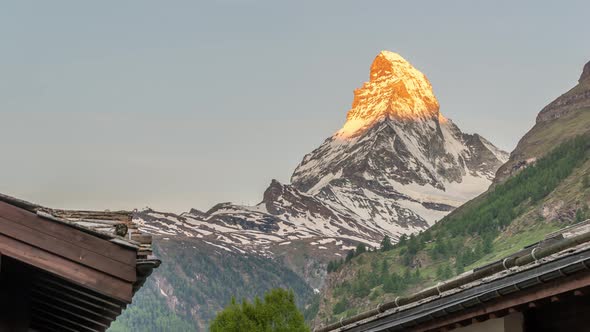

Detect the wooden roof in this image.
[0,193,160,331]
[0,193,154,257]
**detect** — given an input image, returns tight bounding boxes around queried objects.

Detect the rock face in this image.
[580,60,590,83]
[537,59,590,123]
[338,51,440,137]
[137,51,508,254]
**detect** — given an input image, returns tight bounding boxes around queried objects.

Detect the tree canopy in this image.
[210,288,309,332]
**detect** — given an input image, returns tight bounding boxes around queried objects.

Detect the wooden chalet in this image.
[0,193,160,332]
[316,220,590,332]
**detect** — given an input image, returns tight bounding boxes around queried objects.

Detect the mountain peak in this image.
[580,60,590,83]
[536,59,590,123]
[369,51,409,81]
[337,51,440,138]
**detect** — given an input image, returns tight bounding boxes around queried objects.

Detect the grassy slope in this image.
[313,121,590,328]
[517,108,590,160]
[477,159,590,265]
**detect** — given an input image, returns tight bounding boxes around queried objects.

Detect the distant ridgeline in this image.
[315,134,590,326]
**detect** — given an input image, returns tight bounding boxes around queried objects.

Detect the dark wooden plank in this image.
[130,233,153,244]
[31,315,81,332]
[33,281,121,316]
[35,276,124,309]
[31,306,100,332]
[0,201,136,266]
[32,288,112,326]
[31,296,109,329]
[0,233,133,303]
[0,216,136,282]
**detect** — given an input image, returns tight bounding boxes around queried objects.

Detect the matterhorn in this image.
[138,51,508,252]
[291,51,508,233]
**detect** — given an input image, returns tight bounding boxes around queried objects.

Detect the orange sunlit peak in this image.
[336,51,441,139]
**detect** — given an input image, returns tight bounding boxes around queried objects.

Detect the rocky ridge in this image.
[496,59,590,182]
[536,60,590,123]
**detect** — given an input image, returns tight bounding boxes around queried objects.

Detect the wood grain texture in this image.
[0,201,136,266]
[0,233,133,303]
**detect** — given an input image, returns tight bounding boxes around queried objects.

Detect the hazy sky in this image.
[1,1,589,212]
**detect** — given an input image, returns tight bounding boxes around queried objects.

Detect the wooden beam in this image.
[31,297,109,329]
[30,314,82,332]
[31,306,101,332]
[33,281,121,316]
[130,234,153,244]
[0,202,136,265]
[35,276,124,309]
[0,233,133,302]
[31,288,115,326]
[0,216,136,282]
[414,271,590,332]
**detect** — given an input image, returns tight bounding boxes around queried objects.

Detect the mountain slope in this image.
[313,59,590,328]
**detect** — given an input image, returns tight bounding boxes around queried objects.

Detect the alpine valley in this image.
[109,51,508,331]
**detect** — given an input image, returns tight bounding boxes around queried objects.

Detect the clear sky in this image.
[1,1,589,212]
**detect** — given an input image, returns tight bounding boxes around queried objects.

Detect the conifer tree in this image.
[356,243,367,255]
[380,235,393,251]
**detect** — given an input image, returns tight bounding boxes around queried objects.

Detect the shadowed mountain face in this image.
[580,60,590,83]
[291,111,507,233]
[536,60,590,123]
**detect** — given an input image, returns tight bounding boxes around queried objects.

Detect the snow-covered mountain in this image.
[136,51,508,255]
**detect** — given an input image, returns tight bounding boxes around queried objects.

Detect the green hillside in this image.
[313,134,590,328]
